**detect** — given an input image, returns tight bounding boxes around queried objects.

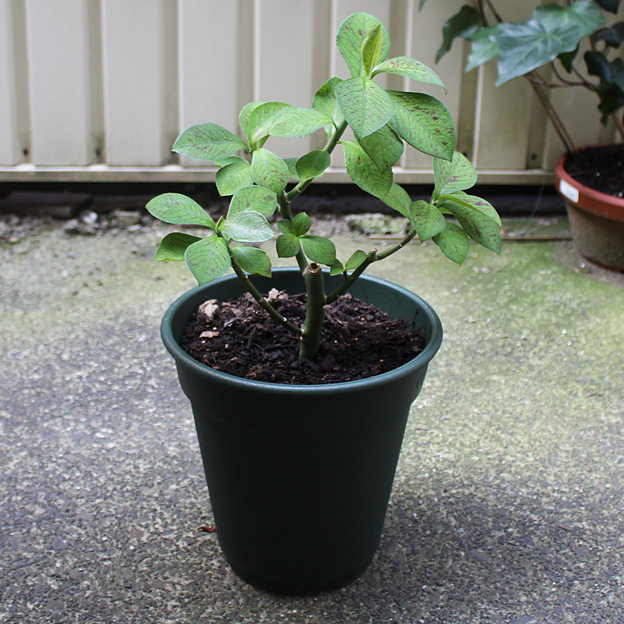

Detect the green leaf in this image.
[251,148,289,194]
[284,158,301,181]
[358,124,404,172]
[343,140,393,199]
[558,45,580,73]
[594,23,624,48]
[381,183,412,218]
[388,90,455,161]
[154,232,202,261]
[408,200,446,241]
[329,259,345,276]
[438,196,501,253]
[346,249,368,271]
[534,0,604,39]
[437,191,501,226]
[495,21,584,86]
[596,0,621,13]
[436,5,481,63]
[213,155,246,168]
[146,193,215,228]
[185,235,231,285]
[277,220,293,235]
[336,77,395,138]
[585,50,624,86]
[172,123,247,161]
[336,12,390,77]
[300,235,336,266]
[295,150,331,180]
[292,212,311,236]
[372,57,446,91]
[276,233,300,257]
[432,222,470,264]
[239,102,265,139]
[247,102,291,145]
[215,159,254,196]
[585,53,624,120]
[231,246,272,277]
[268,107,332,137]
[362,24,386,77]
[313,77,345,128]
[228,185,278,218]
[220,211,274,243]
[433,151,477,198]
[466,26,503,72]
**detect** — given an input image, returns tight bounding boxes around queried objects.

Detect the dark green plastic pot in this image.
[161,269,442,594]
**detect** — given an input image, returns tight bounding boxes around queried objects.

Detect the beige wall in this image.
[0,0,620,183]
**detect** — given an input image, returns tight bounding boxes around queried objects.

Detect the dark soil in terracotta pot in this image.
[180,291,424,384]
[563,144,624,198]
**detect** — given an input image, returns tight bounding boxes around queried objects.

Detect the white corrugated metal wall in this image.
[0,0,620,183]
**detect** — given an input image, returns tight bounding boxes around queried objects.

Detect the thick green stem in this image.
[299,263,326,360]
[230,255,303,339]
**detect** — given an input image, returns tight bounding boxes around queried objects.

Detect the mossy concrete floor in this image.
[0,215,622,623]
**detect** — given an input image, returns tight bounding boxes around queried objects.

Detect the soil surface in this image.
[181,291,424,384]
[564,144,624,197]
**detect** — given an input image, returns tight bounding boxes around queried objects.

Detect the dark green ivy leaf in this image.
[595,0,621,13]
[594,23,624,48]
[436,5,481,63]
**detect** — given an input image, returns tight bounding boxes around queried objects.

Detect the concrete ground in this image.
[0,212,622,624]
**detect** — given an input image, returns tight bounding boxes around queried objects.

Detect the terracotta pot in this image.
[555,154,624,272]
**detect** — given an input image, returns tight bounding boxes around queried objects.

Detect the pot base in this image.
[228,558,370,596]
[567,202,624,272]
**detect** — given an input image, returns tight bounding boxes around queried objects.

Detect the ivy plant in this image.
[147,12,501,361]
[430,0,624,151]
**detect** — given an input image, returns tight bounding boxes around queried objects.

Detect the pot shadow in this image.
[348,487,620,620]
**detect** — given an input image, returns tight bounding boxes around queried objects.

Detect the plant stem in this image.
[325,229,417,305]
[286,120,349,202]
[299,263,326,360]
[325,249,378,305]
[278,193,309,272]
[527,74,576,152]
[230,254,303,338]
[277,120,350,275]
[611,112,624,142]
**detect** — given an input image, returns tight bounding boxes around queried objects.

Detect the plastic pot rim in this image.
[160,268,443,397]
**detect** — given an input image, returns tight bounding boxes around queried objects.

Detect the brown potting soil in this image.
[563,144,624,198]
[180,291,424,385]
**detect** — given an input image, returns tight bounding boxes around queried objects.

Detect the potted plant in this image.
[147,12,502,594]
[432,0,624,271]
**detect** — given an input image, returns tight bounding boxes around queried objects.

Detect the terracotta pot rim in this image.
[555,153,624,223]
